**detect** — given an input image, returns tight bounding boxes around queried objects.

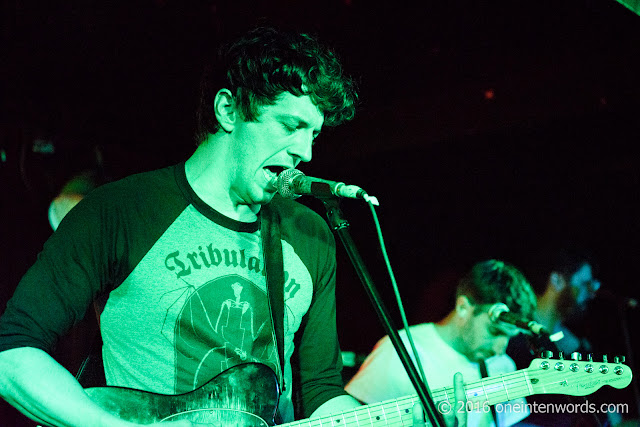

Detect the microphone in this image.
[488,303,548,335]
[275,168,370,201]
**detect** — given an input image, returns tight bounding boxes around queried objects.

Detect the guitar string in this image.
[289,370,553,427]
[433,361,627,405]
[284,361,628,427]
[286,402,414,427]
[282,393,414,427]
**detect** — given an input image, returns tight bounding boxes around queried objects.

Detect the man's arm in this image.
[0,348,197,427]
[286,209,354,418]
[0,347,144,427]
[0,347,132,427]
[310,394,361,418]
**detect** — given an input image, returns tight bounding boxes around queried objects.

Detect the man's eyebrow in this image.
[277,114,321,131]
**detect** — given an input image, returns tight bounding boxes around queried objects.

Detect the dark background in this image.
[2,0,640,424]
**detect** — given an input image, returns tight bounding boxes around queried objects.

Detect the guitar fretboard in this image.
[283,369,533,426]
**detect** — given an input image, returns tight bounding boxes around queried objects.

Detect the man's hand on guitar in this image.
[412,372,467,427]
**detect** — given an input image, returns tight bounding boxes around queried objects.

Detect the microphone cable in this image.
[365,199,428,386]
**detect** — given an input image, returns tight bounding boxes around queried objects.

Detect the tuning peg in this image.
[558,351,565,360]
[587,353,594,362]
[614,356,626,364]
[571,352,582,361]
[541,350,553,359]
[603,355,608,363]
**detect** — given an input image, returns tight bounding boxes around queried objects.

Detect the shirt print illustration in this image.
[170,273,278,393]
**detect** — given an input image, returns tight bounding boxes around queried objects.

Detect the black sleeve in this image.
[287,203,348,418]
[0,165,187,354]
[0,190,115,353]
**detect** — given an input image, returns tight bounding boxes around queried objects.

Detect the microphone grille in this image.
[276,168,303,199]
[487,303,509,323]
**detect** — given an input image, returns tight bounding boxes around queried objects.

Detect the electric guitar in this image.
[86,355,632,426]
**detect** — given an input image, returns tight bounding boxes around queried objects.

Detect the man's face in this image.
[459,307,519,362]
[560,263,599,319]
[227,92,323,207]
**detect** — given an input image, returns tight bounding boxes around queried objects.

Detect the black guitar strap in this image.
[261,203,286,395]
[479,359,499,426]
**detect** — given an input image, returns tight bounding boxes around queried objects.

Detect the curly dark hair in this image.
[195,27,358,143]
[456,259,537,319]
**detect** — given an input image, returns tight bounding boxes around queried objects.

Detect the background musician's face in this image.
[561,263,599,319]
[459,304,518,362]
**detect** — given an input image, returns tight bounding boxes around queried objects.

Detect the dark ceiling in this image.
[3,1,640,158]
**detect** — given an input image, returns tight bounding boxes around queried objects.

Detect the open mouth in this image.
[263,166,286,184]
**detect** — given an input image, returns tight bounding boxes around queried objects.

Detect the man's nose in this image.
[289,134,313,164]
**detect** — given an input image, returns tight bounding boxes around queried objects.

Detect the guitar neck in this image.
[283,372,528,427]
[284,354,633,427]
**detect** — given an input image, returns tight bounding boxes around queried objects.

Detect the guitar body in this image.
[85,363,279,425]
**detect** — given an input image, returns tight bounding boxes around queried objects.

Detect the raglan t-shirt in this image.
[0,163,347,422]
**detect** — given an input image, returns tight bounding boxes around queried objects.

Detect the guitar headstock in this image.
[525,352,633,396]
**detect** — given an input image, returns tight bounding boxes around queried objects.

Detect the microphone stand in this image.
[322,197,444,427]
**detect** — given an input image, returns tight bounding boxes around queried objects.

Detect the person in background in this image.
[507,247,609,427]
[346,259,537,427]
[528,247,600,356]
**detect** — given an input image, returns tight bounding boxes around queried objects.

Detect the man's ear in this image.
[549,272,566,291]
[455,296,473,318]
[213,89,237,133]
